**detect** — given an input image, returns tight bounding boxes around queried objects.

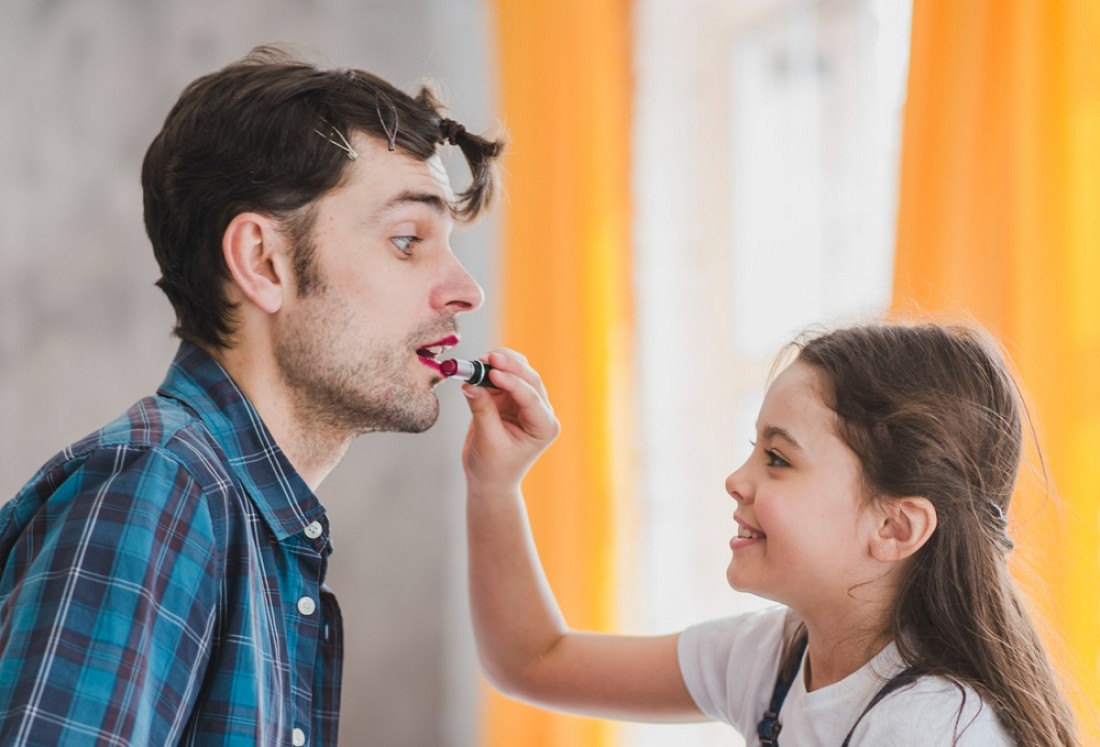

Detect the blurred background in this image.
[1,0,1096,745]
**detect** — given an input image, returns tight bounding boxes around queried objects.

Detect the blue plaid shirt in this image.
[0,343,343,746]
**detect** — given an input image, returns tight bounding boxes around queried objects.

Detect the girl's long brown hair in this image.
[795,322,1077,747]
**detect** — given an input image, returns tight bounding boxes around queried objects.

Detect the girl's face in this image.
[724,361,883,615]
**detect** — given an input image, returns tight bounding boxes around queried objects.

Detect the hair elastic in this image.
[985,500,1014,553]
[439,118,466,145]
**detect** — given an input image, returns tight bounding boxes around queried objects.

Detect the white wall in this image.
[0,2,499,744]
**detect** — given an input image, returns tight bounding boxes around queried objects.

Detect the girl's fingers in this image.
[485,349,550,402]
[461,353,559,447]
[476,367,558,441]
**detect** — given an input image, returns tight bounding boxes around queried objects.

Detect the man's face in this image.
[273,132,484,436]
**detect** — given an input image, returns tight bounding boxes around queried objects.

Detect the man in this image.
[0,45,502,746]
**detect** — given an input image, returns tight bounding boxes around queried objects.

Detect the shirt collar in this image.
[157,341,325,541]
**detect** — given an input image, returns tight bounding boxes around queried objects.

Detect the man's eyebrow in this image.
[762,425,804,451]
[373,190,449,218]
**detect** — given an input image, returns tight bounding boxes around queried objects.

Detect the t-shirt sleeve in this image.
[0,444,221,745]
[677,604,790,733]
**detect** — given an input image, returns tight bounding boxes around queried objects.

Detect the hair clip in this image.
[376,99,399,151]
[314,125,358,160]
[985,500,1014,553]
[986,500,1009,527]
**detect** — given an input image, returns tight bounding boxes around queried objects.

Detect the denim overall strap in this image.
[757,635,808,746]
[839,667,921,746]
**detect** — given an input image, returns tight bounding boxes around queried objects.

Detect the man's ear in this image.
[222,212,292,315]
[870,497,938,563]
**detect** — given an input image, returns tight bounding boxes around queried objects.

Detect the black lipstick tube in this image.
[440,358,497,388]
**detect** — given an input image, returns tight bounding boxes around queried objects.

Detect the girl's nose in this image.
[725,467,749,504]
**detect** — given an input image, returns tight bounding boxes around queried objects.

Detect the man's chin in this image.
[360,393,440,435]
[411,397,442,433]
[398,409,439,434]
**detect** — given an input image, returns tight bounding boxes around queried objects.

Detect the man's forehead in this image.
[343,131,456,206]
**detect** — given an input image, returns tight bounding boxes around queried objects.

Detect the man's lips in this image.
[416,334,460,373]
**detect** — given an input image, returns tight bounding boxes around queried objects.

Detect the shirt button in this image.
[304,521,323,539]
[291,727,307,746]
[297,596,316,616]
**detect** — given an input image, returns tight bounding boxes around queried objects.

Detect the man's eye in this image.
[391,236,421,255]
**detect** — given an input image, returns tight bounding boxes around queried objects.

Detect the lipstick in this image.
[440,358,497,388]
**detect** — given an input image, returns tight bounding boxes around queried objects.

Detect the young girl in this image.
[460,322,1079,746]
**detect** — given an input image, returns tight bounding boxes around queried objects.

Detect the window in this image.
[629,1,911,743]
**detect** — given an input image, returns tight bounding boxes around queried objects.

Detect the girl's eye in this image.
[750,441,789,468]
[391,236,421,256]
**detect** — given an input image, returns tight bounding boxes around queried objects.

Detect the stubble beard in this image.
[274,290,446,440]
[276,319,444,437]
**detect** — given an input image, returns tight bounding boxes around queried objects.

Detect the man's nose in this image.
[436,254,485,314]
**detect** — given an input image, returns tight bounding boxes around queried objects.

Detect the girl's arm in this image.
[462,349,703,722]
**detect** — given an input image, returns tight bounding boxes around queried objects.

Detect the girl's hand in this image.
[460,349,560,496]
[460,349,701,722]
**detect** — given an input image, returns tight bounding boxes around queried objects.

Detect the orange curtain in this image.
[893,0,1100,737]
[485,1,634,746]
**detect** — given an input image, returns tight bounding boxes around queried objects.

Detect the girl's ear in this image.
[870,497,938,563]
[222,212,293,315]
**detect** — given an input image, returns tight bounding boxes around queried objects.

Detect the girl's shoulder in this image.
[679,604,791,677]
[849,673,1012,746]
[678,610,1014,745]
[677,604,792,730]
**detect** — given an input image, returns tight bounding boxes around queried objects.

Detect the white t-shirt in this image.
[677,605,1012,746]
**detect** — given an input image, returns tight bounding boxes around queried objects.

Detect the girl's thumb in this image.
[462,383,491,409]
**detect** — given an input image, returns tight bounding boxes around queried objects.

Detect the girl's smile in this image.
[730,516,765,550]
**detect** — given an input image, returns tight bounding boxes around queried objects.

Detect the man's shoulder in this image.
[96,392,205,446]
[0,394,241,566]
[21,393,234,502]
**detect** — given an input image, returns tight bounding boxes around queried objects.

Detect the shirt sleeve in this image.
[677,605,789,733]
[0,444,222,745]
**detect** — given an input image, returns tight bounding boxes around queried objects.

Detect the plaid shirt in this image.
[0,343,343,746]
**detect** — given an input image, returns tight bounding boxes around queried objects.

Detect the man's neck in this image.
[206,342,350,491]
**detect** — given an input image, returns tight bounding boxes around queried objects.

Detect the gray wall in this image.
[0,2,500,744]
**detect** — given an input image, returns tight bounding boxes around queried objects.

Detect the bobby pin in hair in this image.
[376,99,399,151]
[313,125,358,160]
